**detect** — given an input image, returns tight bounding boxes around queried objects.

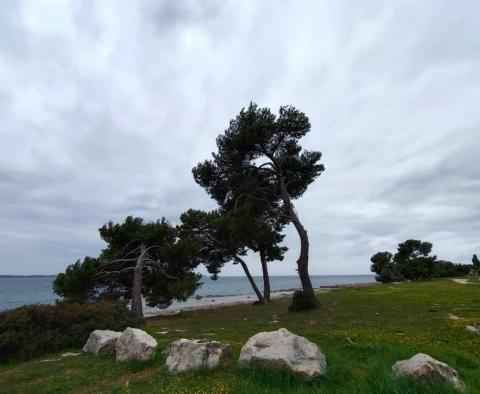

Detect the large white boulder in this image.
[116,327,158,362]
[466,324,480,333]
[238,328,326,379]
[166,339,232,374]
[392,353,464,391]
[82,330,121,356]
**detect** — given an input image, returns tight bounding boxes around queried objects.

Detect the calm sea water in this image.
[0,274,375,312]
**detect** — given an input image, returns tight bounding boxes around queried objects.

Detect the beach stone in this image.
[82,330,121,356]
[392,353,464,391]
[61,352,81,357]
[466,324,480,333]
[238,328,326,380]
[116,327,158,362]
[166,339,232,374]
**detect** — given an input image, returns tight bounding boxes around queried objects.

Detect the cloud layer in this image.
[1,0,479,275]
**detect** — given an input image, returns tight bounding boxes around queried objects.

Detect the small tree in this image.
[179,209,266,303]
[63,216,203,319]
[369,251,404,283]
[193,103,324,307]
[223,207,287,302]
[53,257,100,303]
[370,252,393,276]
[472,254,480,273]
[393,240,437,280]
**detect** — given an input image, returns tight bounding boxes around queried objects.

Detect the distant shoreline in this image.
[146,282,379,317]
[0,274,375,313]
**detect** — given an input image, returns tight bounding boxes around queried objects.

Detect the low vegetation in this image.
[1,279,479,393]
[0,301,139,363]
[370,240,473,283]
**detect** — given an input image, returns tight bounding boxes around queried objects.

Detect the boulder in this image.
[392,353,464,391]
[116,327,158,362]
[466,324,480,333]
[166,339,232,374]
[82,330,121,356]
[238,328,326,379]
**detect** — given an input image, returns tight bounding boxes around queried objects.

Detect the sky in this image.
[0,0,479,276]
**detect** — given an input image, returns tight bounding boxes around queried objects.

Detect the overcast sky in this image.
[1,0,479,276]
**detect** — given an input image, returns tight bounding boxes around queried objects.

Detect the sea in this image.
[0,274,375,314]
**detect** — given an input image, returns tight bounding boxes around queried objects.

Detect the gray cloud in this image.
[0,0,479,275]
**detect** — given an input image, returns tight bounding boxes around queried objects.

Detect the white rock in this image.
[466,324,480,333]
[392,353,464,391]
[82,330,121,356]
[116,327,158,362]
[61,352,81,357]
[238,328,326,380]
[166,339,232,374]
[448,314,462,320]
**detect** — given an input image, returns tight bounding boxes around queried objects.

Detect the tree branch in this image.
[113,239,142,258]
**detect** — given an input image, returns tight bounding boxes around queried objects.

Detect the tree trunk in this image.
[236,256,265,304]
[278,172,318,307]
[259,249,271,302]
[130,243,145,319]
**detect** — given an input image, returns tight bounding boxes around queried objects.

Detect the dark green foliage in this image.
[228,206,288,263]
[192,103,324,304]
[370,252,393,276]
[53,257,99,303]
[473,254,480,271]
[192,103,324,210]
[371,240,472,282]
[53,216,202,319]
[370,252,404,283]
[0,302,139,363]
[179,208,286,278]
[432,260,471,278]
[288,290,319,312]
[98,216,176,262]
[178,209,238,278]
[393,240,437,280]
[97,216,202,310]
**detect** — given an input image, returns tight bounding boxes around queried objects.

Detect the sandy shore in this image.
[144,282,377,317]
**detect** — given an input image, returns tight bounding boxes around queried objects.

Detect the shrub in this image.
[53,257,100,303]
[288,290,319,312]
[0,301,140,363]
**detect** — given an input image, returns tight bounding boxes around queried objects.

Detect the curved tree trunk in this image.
[278,172,317,307]
[260,249,271,302]
[236,256,265,304]
[130,243,145,319]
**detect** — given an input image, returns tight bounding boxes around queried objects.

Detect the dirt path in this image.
[452,278,472,285]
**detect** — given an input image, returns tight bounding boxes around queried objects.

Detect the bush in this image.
[288,290,319,312]
[0,301,140,363]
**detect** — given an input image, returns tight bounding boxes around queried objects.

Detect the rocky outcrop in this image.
[82,330,121,356]
[392,353,464,391]
[166,339,232,374]
[238,328,326,379]
[116,327,158,362]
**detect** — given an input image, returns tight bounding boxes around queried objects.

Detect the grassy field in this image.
[1,279,479,393]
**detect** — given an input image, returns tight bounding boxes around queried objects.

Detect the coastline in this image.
[145,282,378,317]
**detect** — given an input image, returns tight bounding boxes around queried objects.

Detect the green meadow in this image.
[1,279,479,394]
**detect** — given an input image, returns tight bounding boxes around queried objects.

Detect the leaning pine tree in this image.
[97,216,201,319]
[193,103,324,308]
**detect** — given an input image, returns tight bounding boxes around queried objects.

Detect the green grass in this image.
[1,279,480,393]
